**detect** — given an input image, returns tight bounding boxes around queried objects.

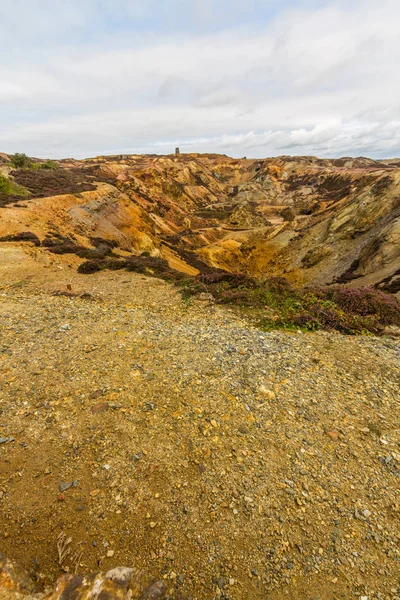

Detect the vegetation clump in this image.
[10,153,58,170]
[179,274,400,335]
[0,174,30,206]
[281,206,296,222]
[0,231,40,246]
[77,254,187,281]
[10,153,31,168]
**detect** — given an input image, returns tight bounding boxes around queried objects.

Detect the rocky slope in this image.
[0,152,399,292]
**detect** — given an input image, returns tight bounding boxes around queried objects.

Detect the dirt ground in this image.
[0,244,399,600]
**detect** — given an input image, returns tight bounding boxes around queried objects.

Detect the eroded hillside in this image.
[0,152,399,293]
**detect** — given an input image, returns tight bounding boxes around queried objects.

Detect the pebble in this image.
[59,482,73,492]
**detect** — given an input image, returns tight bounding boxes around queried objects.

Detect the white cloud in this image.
[0,0,399,158]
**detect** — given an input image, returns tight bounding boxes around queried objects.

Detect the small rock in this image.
[106,567,133,585]
[326,431,339,441]
[59,482,73,492]
[106,550,114,558]
[149,522,157,528]
[258,386,275,399]
[198,293,214,303]
[89,390,104,400]
[91,403,109,414]
[215,577,226,589]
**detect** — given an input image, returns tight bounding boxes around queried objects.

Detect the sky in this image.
[1,0,400,159]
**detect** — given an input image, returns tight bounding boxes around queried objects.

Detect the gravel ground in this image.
[0,261,399,600]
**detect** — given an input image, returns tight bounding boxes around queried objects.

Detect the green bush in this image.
[41,160,58,170]
[10,153,31,168]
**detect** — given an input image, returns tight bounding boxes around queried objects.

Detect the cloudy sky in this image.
[1,0,399,159]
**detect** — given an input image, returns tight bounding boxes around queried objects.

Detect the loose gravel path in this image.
[0,254,399,600]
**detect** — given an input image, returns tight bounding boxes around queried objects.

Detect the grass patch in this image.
[0,174,30,206]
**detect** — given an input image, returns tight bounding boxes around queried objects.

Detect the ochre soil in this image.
[0,246,399,600]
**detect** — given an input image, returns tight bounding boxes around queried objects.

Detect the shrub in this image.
[0,231,40,246]
[41,160,58,170]
[10,153,31,168]
[321,287,400,326]
[77,260,102,274]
